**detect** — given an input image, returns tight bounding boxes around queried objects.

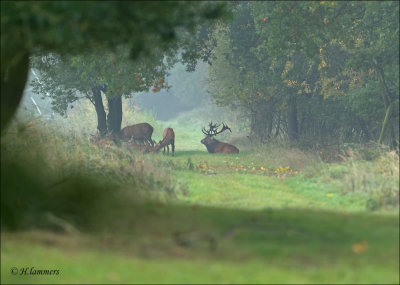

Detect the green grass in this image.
[2,205,399,284]
[149,145,397,213]
[1,115,399,284]
[173,171,369,211]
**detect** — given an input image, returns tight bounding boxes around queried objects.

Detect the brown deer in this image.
[120,122,154,146]
[155,127,175,156]
[201,122,239,154]
[126,140,155,154]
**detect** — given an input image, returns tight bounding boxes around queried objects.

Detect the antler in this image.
[208,121,221,135]
[202,122,232,137]
[202,127,210,136]
[202,121,218,136]
[215,123,232,135]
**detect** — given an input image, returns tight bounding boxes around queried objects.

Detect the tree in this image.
[1,1,228,132]
[209,0,399,148]
[30,47,170,135]
[250,2,332,142]
[208,1,398,147]
[334,1,399,147]
[209,3,285,142]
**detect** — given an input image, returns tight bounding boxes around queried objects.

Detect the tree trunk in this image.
[378,102,393,145]
[288,96,299,141]
[107,95,122,134]
[92,86,107,136]
[266,106,274,139]
[1,50,30,133]
[249,110,258,141]
[249,103,270,142]
[373,59,396,148]
[275,111,281,138]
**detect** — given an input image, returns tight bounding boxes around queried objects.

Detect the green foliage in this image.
[207,1,399,146]
[1,1,228,130]
[30,48,169,117]
[1,1,227,59]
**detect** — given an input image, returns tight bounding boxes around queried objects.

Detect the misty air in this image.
[1,1,399,284]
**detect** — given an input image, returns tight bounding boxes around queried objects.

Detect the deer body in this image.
[155,128,175,156]
[201,136,239,154]
[127,141,155,154]
[201,122,239,154]
[121,123,154,146]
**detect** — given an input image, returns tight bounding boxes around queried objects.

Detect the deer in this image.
[120,122,154,146]
[155,127,175,156]
[201,122,239,154]
[126,140,155,154]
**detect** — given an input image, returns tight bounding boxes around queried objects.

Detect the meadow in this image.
[1,105,399,284]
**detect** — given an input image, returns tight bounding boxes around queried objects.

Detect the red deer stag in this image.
[120,122,154,146]
[201,122,239,154]
[155,128,175,156]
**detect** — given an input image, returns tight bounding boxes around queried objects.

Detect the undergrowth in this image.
[1,116,177,232]
[303,145,399,211]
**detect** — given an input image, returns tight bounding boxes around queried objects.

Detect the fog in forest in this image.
[1,1,399,284]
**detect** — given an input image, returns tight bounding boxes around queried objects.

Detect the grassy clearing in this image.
[1,110,399,284]
[148,127,398,213]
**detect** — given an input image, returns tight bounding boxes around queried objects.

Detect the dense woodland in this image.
[19,1,399,149]
[209,2,399,148]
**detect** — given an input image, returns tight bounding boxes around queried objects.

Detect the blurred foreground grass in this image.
[1,113,399,284]
[2,205,399,284]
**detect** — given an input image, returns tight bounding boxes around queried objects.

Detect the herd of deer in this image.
[120,121,239,155]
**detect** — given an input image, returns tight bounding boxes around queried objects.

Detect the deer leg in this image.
[163,146,166,154]
[167,145,169,155]
[172,142,175,156]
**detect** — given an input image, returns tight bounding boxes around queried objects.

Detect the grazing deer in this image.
[126,140,155,154]
[201,122,239,154]
[120,122,154,146]
[155,127,175,156]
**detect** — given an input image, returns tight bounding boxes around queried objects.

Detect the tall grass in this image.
[235,139,319,171]
[1,112,178,232]
[303,145,399,211]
